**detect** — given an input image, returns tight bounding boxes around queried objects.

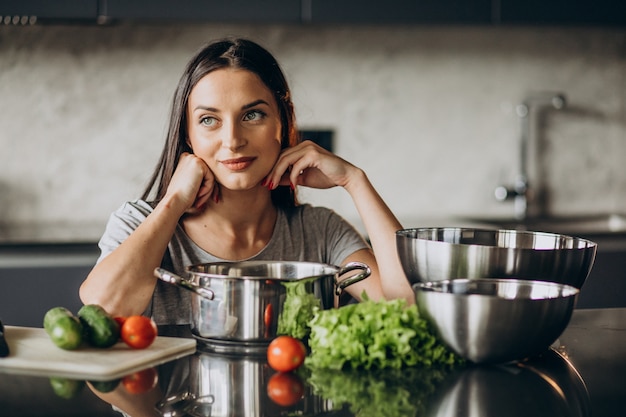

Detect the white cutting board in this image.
[0,326,196,380]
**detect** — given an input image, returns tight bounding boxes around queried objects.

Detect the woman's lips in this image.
[220,156,256,171]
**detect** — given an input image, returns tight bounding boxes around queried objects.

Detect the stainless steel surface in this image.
[154,268,215,300]
[413,278,578,364]
[495,92,566,220]
[156,261,370,345]
[188,351,273,417]
[396,227,597,288]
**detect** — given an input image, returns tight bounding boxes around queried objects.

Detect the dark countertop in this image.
[0,308,624,416]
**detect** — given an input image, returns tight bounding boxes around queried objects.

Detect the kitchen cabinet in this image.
[0,0,99,24]
[0,244,99,328]
[103,0,302,23]
[2,0,625,26]
[499,0,626,26]
[575,237,626,309]
[308,0,492,24]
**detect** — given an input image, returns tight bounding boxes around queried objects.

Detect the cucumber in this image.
[78,304,120,348]
[43,307,84,350]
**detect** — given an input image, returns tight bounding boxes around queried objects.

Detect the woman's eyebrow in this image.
[192,105,218,112]
[242,99,270,110]
[193,99,269,112]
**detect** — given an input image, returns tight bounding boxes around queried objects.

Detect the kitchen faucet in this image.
[495,93,566,220]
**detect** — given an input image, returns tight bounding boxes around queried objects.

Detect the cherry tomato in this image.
[267,335,306,372]
[120,316,158,349]
[121,367,158,394]
[114,316,127,328]
[267,372,305,406]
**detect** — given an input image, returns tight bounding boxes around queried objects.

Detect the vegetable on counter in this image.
[267,335,307,372]
[43,307,84,350]
[305,295,463,370]
[43,305,158,350]
[120,315,158,349]
[77,304,120,348]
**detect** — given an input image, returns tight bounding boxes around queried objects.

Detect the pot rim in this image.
[185,260,343,281]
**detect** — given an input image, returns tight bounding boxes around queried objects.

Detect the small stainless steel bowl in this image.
[396,227,597,289]
[413,278,579,364]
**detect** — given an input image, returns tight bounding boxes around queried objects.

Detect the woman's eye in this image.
[200,116,217,127]
[243,110,265,122]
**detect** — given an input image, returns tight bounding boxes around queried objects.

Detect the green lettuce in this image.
[305,294,462,370]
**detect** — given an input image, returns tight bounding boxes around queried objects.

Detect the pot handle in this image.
[335,261,371,296]
[154,267,215,301]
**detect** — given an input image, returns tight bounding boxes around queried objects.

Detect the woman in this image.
[79,37,412,324]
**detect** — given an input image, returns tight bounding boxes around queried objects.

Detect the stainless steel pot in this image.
[154,261,370,350]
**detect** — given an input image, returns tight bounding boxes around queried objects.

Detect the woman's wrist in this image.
[156,193,189,219]
[342,166,369,195]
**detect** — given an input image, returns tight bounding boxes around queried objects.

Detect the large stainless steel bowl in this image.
[396,227,597,288]
[413,278,579,364]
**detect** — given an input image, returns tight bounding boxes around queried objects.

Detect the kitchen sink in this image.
[463,213,626,237]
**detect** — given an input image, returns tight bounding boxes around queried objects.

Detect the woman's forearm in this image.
[79,196,187,316]
[344,169,413,302]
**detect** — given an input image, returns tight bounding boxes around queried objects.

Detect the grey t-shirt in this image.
[97,200,369,324]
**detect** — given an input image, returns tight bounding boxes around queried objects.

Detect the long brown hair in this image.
[141,38,299,208]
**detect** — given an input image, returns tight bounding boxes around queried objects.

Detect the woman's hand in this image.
[265,140,359,191]
[166,152,217,213]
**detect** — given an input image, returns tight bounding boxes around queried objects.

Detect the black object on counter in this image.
[0,320,10,357]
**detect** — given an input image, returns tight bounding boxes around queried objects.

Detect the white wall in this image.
[1,23,625,239]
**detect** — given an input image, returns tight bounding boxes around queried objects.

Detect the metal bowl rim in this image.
[412,278,580,299]
[396,227,598,249]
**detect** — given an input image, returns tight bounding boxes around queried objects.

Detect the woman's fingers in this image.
[168,152,217,212]
[267,141,350,190]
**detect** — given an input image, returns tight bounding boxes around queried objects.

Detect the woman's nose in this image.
[221,121,247,150]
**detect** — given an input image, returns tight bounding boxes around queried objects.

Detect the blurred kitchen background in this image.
[1,1,625,324]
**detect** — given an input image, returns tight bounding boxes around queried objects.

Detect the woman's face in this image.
[186,68,282,191]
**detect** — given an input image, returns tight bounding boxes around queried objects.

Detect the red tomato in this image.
[121,367,158,394]
[120,316,158,349]
[267,372,305,406]
[114,316,127,328]
[267,336,306,372]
